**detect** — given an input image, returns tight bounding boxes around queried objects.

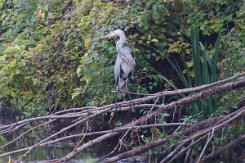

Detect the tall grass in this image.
[189,29,221,118]
[142,29,222,118]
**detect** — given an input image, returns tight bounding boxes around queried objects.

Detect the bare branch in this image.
[60,77,245,161]
[202,134,245,161]
[102,139,167,163]
[0,73,244,162]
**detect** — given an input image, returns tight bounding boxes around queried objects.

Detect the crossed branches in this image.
[0,73,245,162]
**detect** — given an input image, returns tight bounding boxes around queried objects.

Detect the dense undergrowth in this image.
[0,0,244,116]
[0,0,245,162]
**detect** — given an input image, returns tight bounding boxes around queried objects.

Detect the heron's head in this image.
[102,29,125,39]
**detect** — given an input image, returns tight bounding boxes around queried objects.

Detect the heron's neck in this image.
[116,34,126,51]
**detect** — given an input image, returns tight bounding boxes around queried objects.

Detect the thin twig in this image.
[196,130,214,162]
[184,139,194,163]
[102,139,167,163]
[202,134,245,161]
[1,119,55,149]
[17,105,118,161]
[166,135,207,163]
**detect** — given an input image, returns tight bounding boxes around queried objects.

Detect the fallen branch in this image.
[160,106,245,162]
[202,134,245,161]
[0,73,244,162]
[196,130,214,162]
[103,139,167,163]
[1,73,244,133]
[60,76,245,161]
[42,123,190,147]
[1,119,56,149]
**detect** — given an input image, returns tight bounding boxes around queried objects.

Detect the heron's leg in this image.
[108,87,119,124]
[115,91,118,108]
[125,79,130,99]
[125,79,134,111]
[125,79,128,92]
[116,77,124,103]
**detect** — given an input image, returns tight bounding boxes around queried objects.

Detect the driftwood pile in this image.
[0,73,245,162]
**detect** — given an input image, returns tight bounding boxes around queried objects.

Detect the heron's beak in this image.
[101,34,109,39]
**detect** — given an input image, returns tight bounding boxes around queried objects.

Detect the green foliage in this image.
[187,29,222,118]
[0,0,85,115]
[0,0,244,117]
[0,1,244,162]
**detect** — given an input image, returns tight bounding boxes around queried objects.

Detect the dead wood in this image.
[202,134,245,161]
[0,73,244,162]
[103,139,167,163]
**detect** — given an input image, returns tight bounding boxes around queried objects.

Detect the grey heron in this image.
[104,29,135,91]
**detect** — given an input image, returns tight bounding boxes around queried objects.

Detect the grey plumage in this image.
[105,29,135,91]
